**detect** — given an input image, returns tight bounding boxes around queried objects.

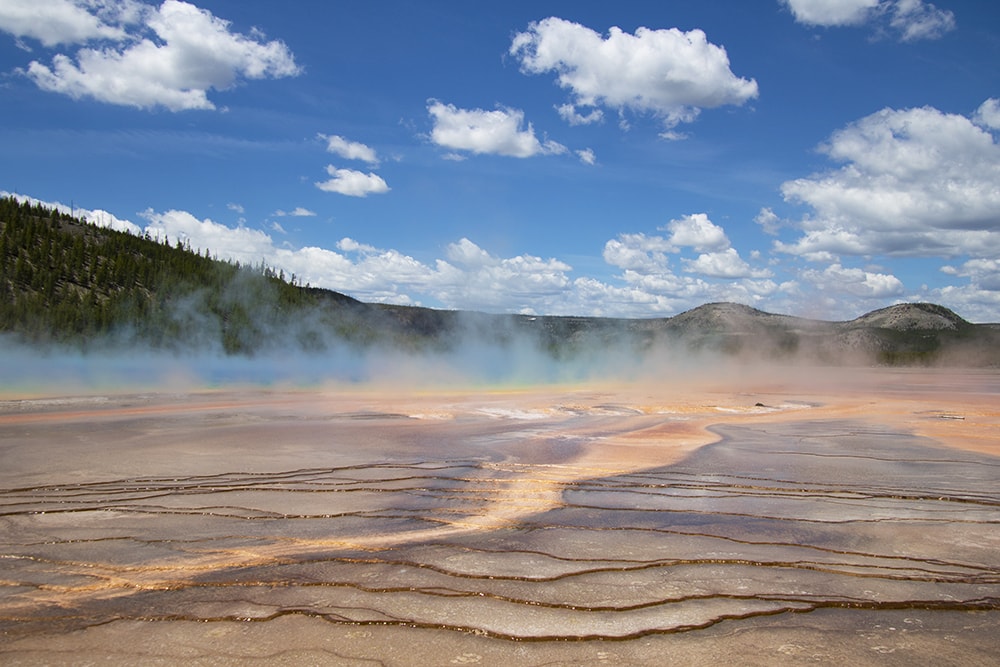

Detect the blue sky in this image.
[1,0,999,321]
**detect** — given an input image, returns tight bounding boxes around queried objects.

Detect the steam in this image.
[0,299,746,395]
[0,330,681,394]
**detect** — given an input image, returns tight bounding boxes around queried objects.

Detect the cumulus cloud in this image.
[134,209,579,312]
[975,98,1000,131]
[602,213,774,311]
[604,213,771,290]
[682,248,772,279]
[664,213,731,252]
[434,239,574,312]
[510,17,758,131]
[603,214,739,271]
[315,166,390,197]
[20,0,300,110]
[781,0,881,26]
[141,208,275,261]
[321,134,379,165]
[941,258,1000,291]
[427,100,567,158]
[0,0,138,46]
[781,0,955,40]
[800,263,905,298]
[603,233,675,273]
[777,102,1000,260]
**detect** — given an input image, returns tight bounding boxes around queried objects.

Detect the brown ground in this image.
[1,366,997,665]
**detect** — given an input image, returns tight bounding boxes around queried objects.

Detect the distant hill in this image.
[659,301,996,365]
[2,196,998,366]
[848,302,968,331]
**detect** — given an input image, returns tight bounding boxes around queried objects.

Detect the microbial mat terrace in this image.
[0,367,998,665]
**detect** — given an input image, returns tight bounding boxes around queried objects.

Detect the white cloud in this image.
[273,207,316,217]
[557,103,603,126]
[601,214,774,307]
[277,236,577,313]
[576,148,596,165]
[510,17,758,131]
[125,210,581,313]
[603,214,740,271]
[336,237,377,254]
[800,263,905,298]
[315,166,390,197]
[923,284,1000,324]
[0,0,136,47]
[427,100,567,158]
[663,213,731,252]
[755,207,782,235]
[23,0,300,110]
[445,237,494,267]
[321,134,379,165]
[889,0,956,41]
[682,248,771,279]
[940,259,1000,291]
[781,0,955,40]
[433,239,574,312]
[777,102,1000,260]
[659,130,689,142]
[603,233,675,273]
[781,0,880,26]
[926,259,1000,322]
[974,98,1000,131]
[141,208,274,261]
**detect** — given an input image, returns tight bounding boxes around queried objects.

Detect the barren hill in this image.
[847,303,970,331]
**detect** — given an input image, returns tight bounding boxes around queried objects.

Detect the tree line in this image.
[0,196,381,354]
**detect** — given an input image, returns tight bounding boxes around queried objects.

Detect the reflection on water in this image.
[1,374,998,664]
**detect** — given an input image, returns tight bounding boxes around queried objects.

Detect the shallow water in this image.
[0,369,998,664]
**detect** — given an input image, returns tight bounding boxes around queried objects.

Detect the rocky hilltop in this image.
[848,302,969,331]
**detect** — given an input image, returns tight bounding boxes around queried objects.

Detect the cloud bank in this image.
[776,101,1000,261]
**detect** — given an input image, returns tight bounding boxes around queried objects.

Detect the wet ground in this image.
[0,368,998,665]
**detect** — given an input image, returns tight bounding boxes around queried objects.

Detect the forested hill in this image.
[0,196,404,353]
[2,196,998,365]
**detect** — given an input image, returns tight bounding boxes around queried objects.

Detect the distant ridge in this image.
[2,196,998,366]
